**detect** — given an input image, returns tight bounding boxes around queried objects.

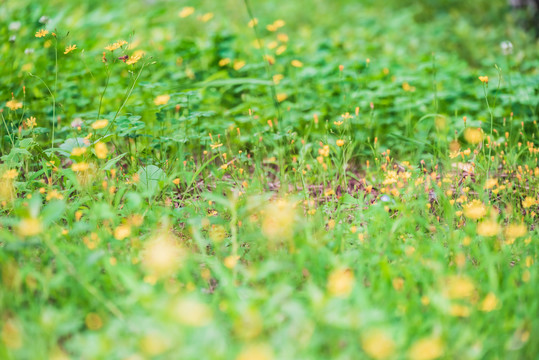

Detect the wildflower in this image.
[236,344,274,360]
[327,268,354,297]
[218,58,230,66]
[443,275,475,299]
[16,217,43,237]
[199,13,214,22]
[71,147,87,156]
[273,74,284,84]
[179,6,195,18]
[94,142,108,159]
[104,40,127,52]
[408,337,444,360]
[114,224,131,240]
[172,297,212,326]
[477,219,500,237]
[450,304,470,317]
[6,99,22,111]
[478,76,488,83]
[46,189,64,201]
[71,162,89,172]
[361,329,396,360]
[522,196,536,208]
[142,233,184,277]
[485,178,497,189]
[64,44,77,54]
[464,127,483,144]
[172,178,181,185]
[248,18,258,27]
[126,52,143,65]
[392,277,404,291]
[479,293,499,312]
[504,223,527,240]
[91,119,108,130]
[2,169,18,180]
[291,59,303,68]
[463,200,487,220]
[224,255,240,269]
[262,199,296,243]
[233,60,245,70]
[35,29,49,38]
[154,94,170,106]
[25,116,37,128]
[276,93,287,102]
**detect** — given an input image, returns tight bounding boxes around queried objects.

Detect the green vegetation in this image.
[1,0,538,359]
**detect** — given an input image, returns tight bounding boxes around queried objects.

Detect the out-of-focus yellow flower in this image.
[463,200,487,220]
[443,275,475,300]
[6,99,22,110]
[327,268,354,297]
[464,127,483,144]
[504,223,527,240]
[71,147,87,156]
[449,304,470,317]
[291,59,303,68]
[479,293,499,312]
[233,60,246,70]
[91,119,108,130]
[16,217,43,237]
[172,297,212,326]
[2,169,18,180]
[71,162,89,172]
[261,199,296,244]
[522,196,536,208]
[408,336,444,360]
[154,94,170,106]
[25,116,37,128]
[179,6,195,18]
[94,142,108,159]
[126,51,143,65]
[276,93,287,102]
[64,44,77,54]
[477,219,500,237]
[336,139,345,147]
[478,76,489,83]
[104,40,127,52]
[199,12,214,22]
[361,329,396,360]
[236,343,274,360]
[142,233,185,277]
[114,224,131,240]
[35,29,49,38]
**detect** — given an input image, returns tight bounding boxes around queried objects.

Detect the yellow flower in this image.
[142,233,185,277]
[504,223,526,240]
[91,119,108,130]
[16,217,43,237]
[327,268,354,297]
[71,147,87,156]
[25,116,37,128]
[522,196,536,208]
[464,127,483,144]
[64,44,77,54]
[71,162,89,172]
[154,94,170,106]
[126,52,143,65]
[199,12,214,22]
[408,337,444,360]
[179,6,195,18]
[477,219,500,237]
[94,142,108,159]
[443,275,475,299]
[449,304,470,317]
[276,93,287,102]
[236,343,273,360]
[336,139,345,147]
[104,40,127,52]
[479,293,499,312]
[233,60,246,70]
[463,200,487,220]
[114,224,131,240]
[35,29,49,38]
[6,99,22,111]
[361,329,396,360]
[2,169,18,180]
[172,178,181,185]
[218,58,230,67]
[172,297,212,326]
[291,59,303,68]
[478,76,489,83]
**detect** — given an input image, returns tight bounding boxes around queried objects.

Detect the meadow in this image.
[1,0,539,359]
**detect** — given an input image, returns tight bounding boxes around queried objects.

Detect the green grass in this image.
[1,0,539,359]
